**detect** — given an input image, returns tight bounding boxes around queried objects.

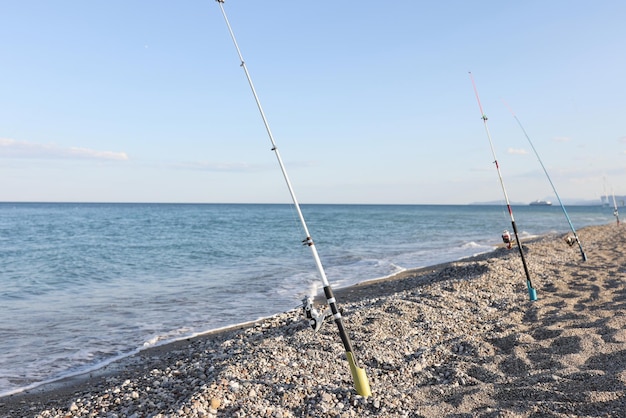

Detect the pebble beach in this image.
[1,223,624,417]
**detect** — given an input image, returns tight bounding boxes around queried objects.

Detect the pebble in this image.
[2,225,623,418]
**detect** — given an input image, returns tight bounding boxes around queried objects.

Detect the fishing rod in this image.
[612,189,620,225]
[214,0,371,397]
[503,102,587,262]
[468,72,537,301]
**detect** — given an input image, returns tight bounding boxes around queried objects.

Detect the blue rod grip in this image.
[527,282,538,301]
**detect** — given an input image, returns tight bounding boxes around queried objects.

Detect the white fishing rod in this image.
[469,72,537,301]
[612,189,620,225]
[503,102,587,262]
[214,0,371,397]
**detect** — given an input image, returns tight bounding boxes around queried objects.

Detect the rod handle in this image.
[581,251,588,262]
[347,352,372,397]
[527,282,538,301]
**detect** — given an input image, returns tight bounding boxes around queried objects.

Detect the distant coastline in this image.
[0,200,609,206]
[470,199,603,206]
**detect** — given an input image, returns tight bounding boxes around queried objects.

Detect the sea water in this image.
[0,203,614,395]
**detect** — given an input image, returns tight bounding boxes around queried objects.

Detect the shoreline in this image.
[0,254,476,401]
[0,245,500,401]
[2,223,624,417]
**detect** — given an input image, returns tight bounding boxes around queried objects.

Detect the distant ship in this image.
[529,200,552,206]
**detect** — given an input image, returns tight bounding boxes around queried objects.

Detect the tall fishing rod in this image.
[612,189,620,225]
[468,72,537,301]
[214,0,371,397]
[503,102,587,262]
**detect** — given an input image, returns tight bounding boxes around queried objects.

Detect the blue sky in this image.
[1,1,625,204]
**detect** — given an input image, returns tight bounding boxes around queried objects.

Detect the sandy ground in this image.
[1,223,624,417]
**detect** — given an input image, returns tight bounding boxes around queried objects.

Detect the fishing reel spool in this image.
[565,235,576,247]
[300,297,331,332]
[501,230,513,249]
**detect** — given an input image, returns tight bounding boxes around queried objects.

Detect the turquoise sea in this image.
[0,202,615,396]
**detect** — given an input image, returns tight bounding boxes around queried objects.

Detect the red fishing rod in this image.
[469,72,537,301]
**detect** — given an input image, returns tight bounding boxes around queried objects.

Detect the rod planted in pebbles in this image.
[469,72,537,301]
[214,0,371,397]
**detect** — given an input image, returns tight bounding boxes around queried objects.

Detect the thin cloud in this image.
[553,136,572,142]
[173,161,274,173]
[619,136,626,143]
[0,138,128,161]
[177,161,268,172]
[507,148,528,155]
[176,159,318,172]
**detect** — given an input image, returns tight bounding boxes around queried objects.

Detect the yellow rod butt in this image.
[346,352,372,397]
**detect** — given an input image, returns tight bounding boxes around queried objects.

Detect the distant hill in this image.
[469,201,525,206]
[470,198,604,206]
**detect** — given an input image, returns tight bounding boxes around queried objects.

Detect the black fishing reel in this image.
[565,235,576,247]
[300,297,330,333]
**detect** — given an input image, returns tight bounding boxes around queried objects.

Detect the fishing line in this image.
[214,0,371,396]
[503,101,587,262]
[468,72,537,301]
